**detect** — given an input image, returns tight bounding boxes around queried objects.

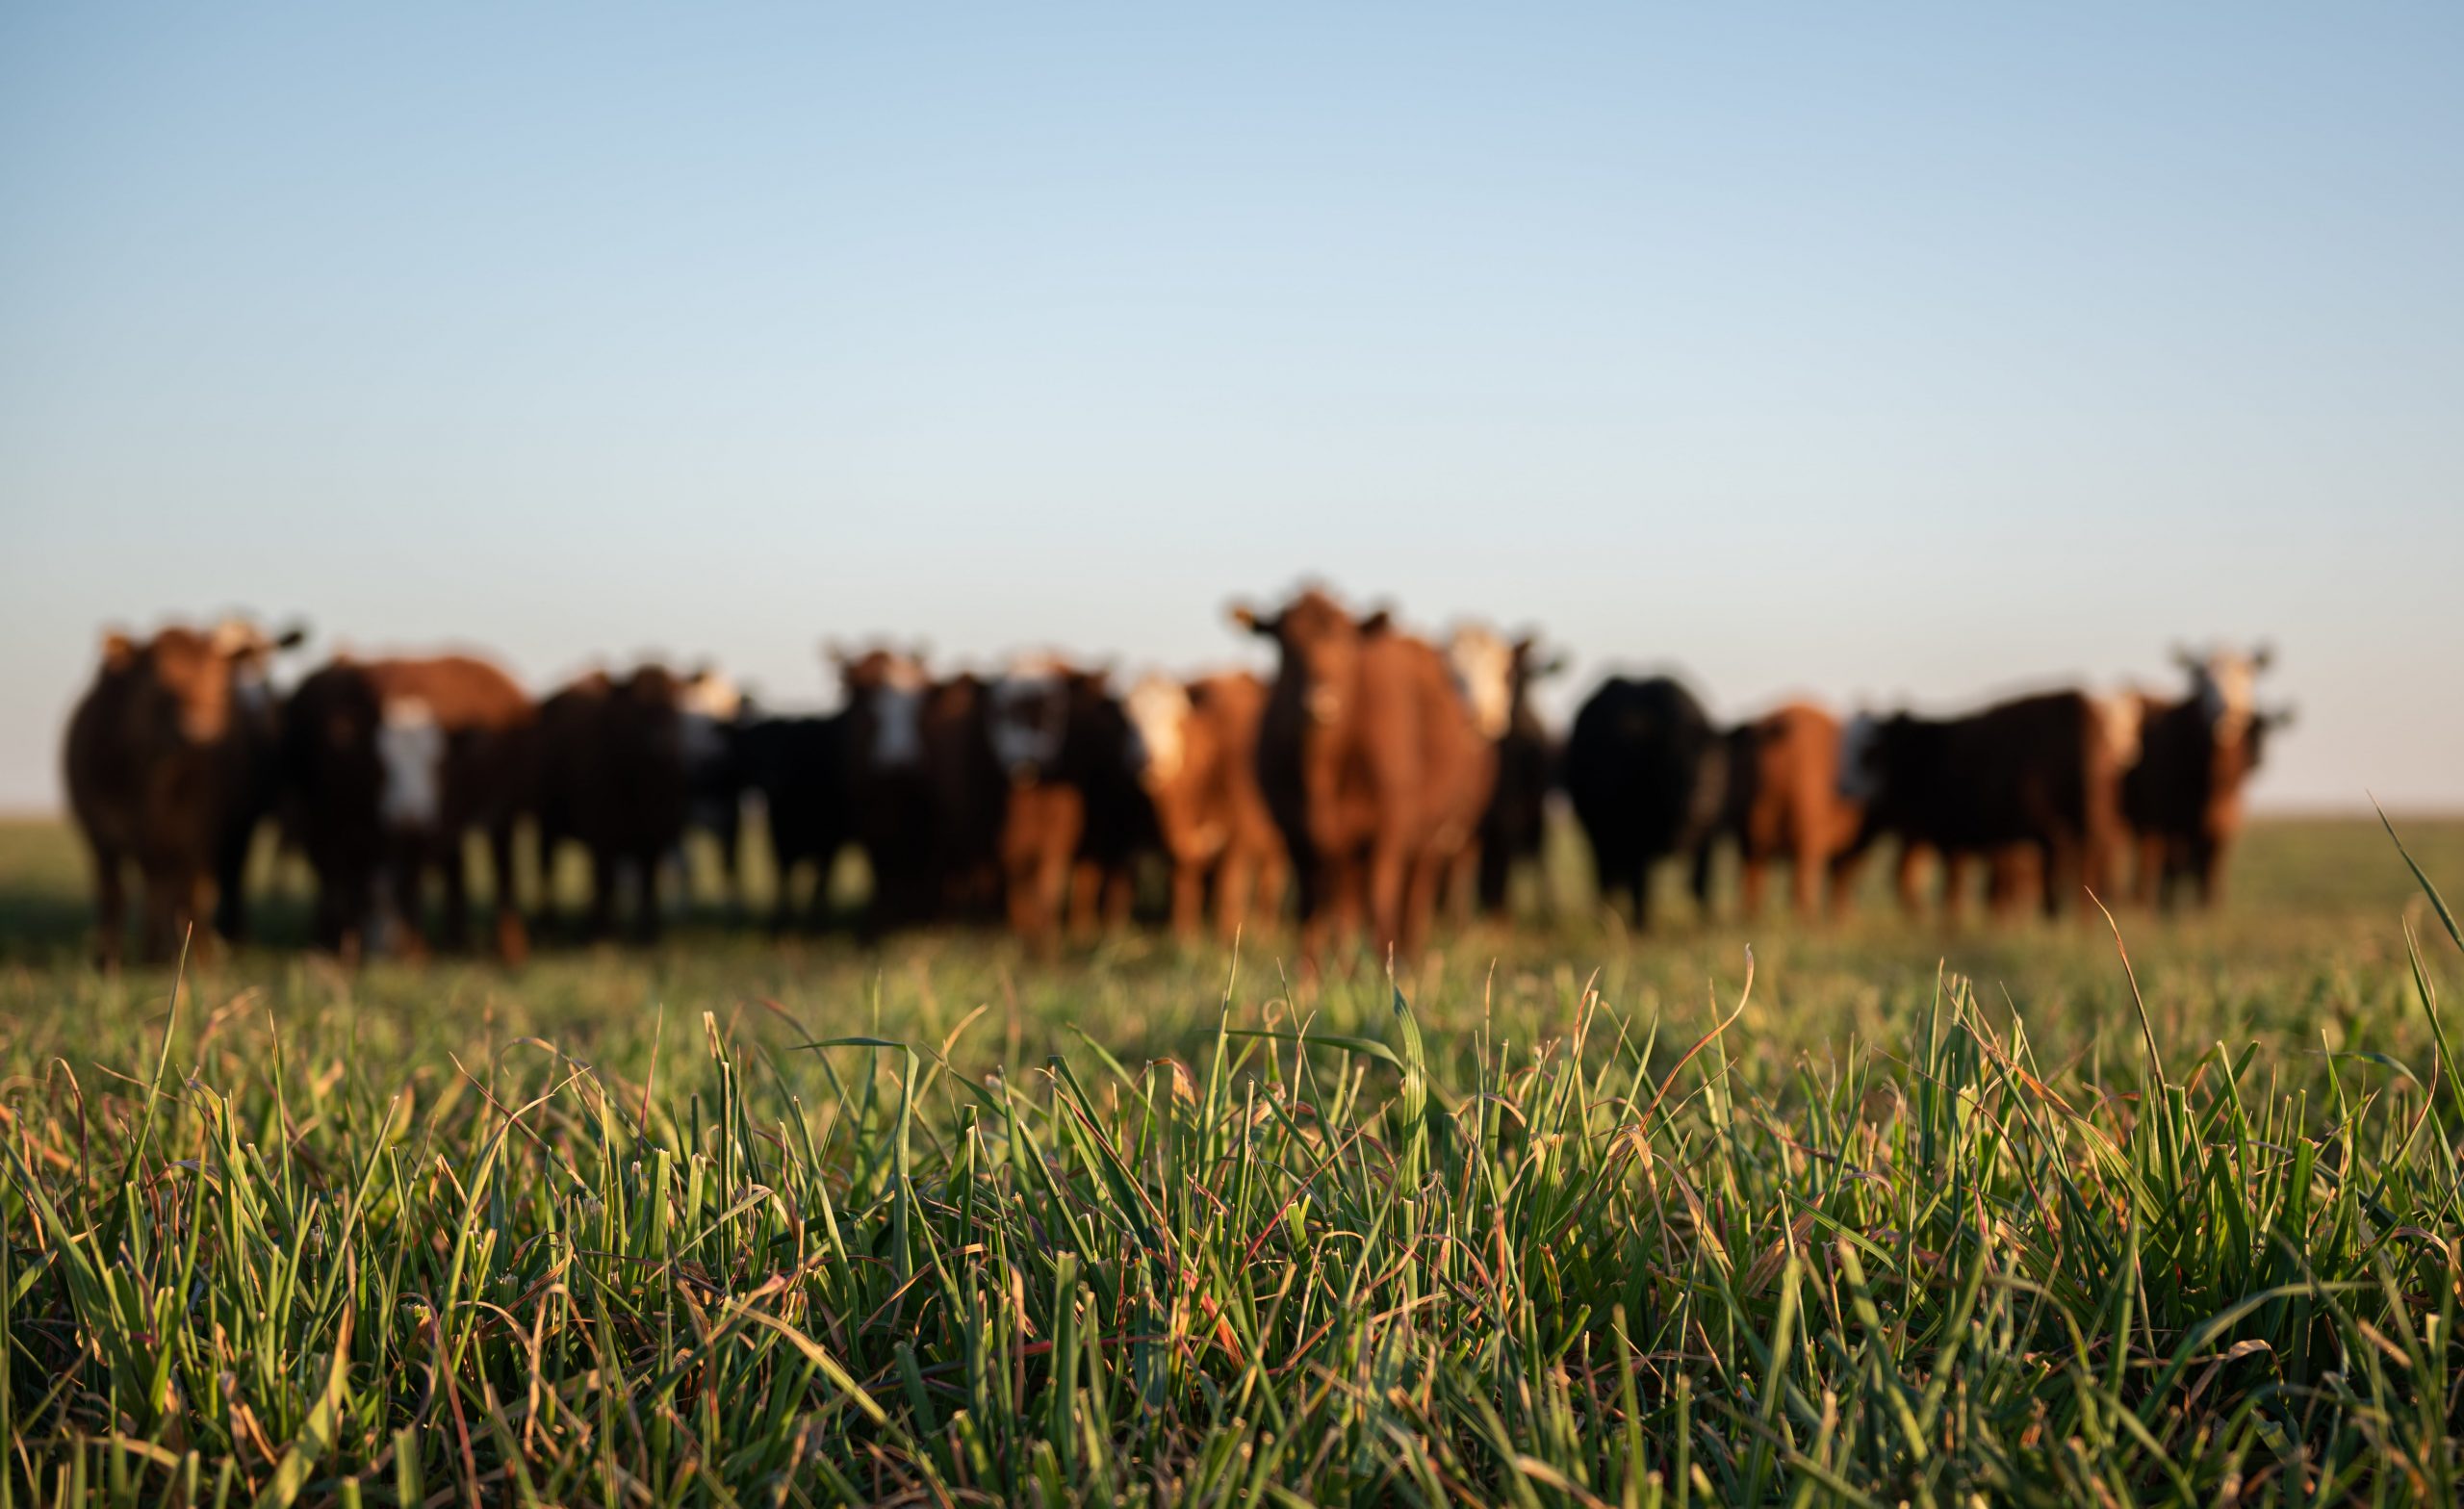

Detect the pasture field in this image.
[5,814,2464,1505]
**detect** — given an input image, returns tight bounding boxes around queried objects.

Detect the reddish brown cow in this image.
[2122,647,2286,909]
[535,664,692,941]
[280,652,535,961]
[1233,589,1496,957]
[1706,702,1865,921]
[63,619,301,966]
[1122,670,1290,941]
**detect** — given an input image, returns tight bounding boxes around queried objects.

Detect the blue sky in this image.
[4,3,2458,808]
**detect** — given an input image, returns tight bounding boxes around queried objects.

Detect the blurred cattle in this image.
[675,667,753,908]
[535,664,691,941]
[1561,675,1726,930]
[63,618,303,966]
[834,646,944,934]
[1841,689,2126,921]
[732,713,851,933]
[1697,702,1865,921]
[1448,627,1562,919]
[1234,589,1495,956]
[281,652,535,961]
[2122,646,2287,909]
[1121,670,1289,941]
[986,654,1152,953]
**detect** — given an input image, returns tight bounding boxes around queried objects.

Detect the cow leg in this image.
[1895,845,1930,919]
[88,842,128,971]
[1688,840,1718,922]
[639,850,666,943]
[1446,842,1481,931]
[1170,857,1208,943]
[1629,857,1655,933]
[486,822,527,963]
[1477,835,1511,918]
[438,840,474,950]
[588,849,619,940]
[1938,851,1970,926]
[212,817,256,946]
[389,846,431,959]
[135,858,180,964]
[1824,845,1864,921]
[2194,838,2223,909]
[1740,847,1771,923]
[1788,838,1822,922]
[2038,835,2076,920]
[1591,843,1632,929]
[1066,857,1102,945]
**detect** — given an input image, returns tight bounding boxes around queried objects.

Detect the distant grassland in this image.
[3,814,2463,1504]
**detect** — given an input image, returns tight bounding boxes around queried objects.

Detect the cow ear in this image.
[274,623,308,652]
[100,629,136,672]
[1359,607,1393,635]
[1228,602,1272,636]
[1536,652,1569,679]
[2251,642,2274,672]
[2263,703,2296,730]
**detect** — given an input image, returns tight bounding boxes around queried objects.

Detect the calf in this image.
[1447,627,1562,919]
[986,654,1151,952]
[1233,589,1495,957]
[834,646,943,934]
[1840,689,2125,922]
[1560,675,1725,930]
[732,713,852,933]
[2122,647,2286,909]
[1698,702,1865,922]
[535,664,692,941]
[63,618,302,966]
[1121,670,1290,941]
[281,652,534,961]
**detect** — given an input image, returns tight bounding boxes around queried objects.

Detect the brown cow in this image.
[535,664,692,941]
[1233,589,1496,957]
[280,652,534,961]
[1700,702,1865,921]
[63,618,302,967]
[2122,646,2286,909]
[1121,669,1290,942]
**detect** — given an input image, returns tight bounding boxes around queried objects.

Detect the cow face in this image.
[1237,589,1373,729]
[1122,675,1193,787]
[2176,644,2273,746]
[1446,626,1515,742]
[1836,711,1890,805]
[988,653,1073,782]
[835,647,931,770]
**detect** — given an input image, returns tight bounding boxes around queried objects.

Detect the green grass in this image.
[4,815,2464,1505]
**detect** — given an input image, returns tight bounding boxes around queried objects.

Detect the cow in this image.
[534,664,692,941]
[1559,675,1726,931]
[732,713,852,934]
[1447,627,1563,920]
[1839,689,2126,922]
[280,652,535,962]
[1120,669,1290,942]
[1693,702,1865,922]
[675,667,753,911]
[63,618,303,967]
[984,654,1152,953]
[1232,589,1496,958]
[2121,646,2286,909]
[834,646,943,934]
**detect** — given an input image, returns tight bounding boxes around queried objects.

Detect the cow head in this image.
[1836,710,1893,806]
[988,652,1076,783]
[1233,588,1379,731]
[1446,626,1516,742]
[1122,675,1194,788]
[833,644,932,770]
[103,618,307,748]
[2173,643,2274,747]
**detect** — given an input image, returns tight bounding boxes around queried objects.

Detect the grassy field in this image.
[4,814,2464,1505]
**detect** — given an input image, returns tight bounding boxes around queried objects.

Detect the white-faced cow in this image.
[1121,669,1289,941]
[2121,645,2288,909]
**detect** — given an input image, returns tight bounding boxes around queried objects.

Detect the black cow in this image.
[1560,676,1726,930]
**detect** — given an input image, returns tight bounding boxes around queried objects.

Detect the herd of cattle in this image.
[62,588,2288,968]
